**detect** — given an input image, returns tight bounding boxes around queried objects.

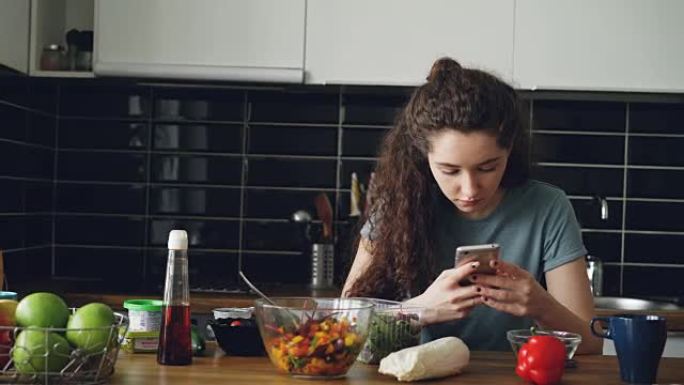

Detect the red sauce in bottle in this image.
[157,305,192,365]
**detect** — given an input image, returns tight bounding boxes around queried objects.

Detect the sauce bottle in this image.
[157,230,192,365]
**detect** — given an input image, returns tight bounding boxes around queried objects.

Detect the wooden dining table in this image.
[108,343,684,385]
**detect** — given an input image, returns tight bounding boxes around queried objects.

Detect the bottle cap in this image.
[167,230,188,250]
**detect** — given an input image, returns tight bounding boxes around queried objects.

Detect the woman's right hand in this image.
[404,261,484,324]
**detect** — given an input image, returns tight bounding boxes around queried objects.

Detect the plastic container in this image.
[0,292,17,300]
[123,299,163,333]
[356,298,424,364]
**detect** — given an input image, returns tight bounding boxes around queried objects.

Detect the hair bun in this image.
[426,57,463,82]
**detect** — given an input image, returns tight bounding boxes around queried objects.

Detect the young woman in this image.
[343,57,602,354]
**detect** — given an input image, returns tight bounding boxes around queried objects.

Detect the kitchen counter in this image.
[63,291,684,331]
[110,345,684,385]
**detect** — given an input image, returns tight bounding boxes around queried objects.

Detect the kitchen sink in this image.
[594,296,682,311]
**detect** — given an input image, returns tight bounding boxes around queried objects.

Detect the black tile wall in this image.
[3,76,683,298]
[0,75,56,285]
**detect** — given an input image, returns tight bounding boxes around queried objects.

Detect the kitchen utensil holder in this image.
[311,243,334,289]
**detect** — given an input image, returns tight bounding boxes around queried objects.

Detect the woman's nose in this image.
[460,173,480,197]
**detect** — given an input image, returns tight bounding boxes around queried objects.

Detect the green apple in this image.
[12,329,70,373]
[15,292,69,328]
[66,303,115,354]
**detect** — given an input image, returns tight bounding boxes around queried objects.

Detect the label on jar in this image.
[129,309,162,332]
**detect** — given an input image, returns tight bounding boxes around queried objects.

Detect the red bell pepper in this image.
[515,335,566,385]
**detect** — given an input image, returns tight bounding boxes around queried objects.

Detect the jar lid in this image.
[212,307,253,320]
[124,299,163,312]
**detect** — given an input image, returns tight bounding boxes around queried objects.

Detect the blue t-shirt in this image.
[361,180,587,351]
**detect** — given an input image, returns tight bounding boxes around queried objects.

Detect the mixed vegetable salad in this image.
[264,315,365,376]
[357,310,422,364]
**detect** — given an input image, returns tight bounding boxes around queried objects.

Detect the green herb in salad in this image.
[358,311,422,364]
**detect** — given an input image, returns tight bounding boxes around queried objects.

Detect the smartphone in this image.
[454,243,500,276]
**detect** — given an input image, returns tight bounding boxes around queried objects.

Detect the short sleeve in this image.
[360,212,379,240]
[542,192,588,272]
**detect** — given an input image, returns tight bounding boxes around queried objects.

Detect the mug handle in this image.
[590,317,612,339]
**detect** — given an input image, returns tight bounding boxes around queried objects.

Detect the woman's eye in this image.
[442,169,459,175]
[479,166,497,173]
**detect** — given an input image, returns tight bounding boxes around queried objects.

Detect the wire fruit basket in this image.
[0,311,128,385]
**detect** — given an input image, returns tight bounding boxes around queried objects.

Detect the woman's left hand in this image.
[471,260,554,319]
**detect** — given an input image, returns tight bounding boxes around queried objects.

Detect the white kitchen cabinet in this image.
[305,0,515,86]
[94,0,305,83]
[514,0,684,93]
[0,0,30,73]
[29,0,95,78]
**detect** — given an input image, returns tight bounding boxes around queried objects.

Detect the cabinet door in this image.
[0,0,30,73]
[305,0,514,86]
[514,0,684,92]
[95,0,305,82]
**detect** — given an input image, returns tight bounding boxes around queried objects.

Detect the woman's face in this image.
[427,129,510,220]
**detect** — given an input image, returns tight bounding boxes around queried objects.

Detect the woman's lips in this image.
[457,199,482,207]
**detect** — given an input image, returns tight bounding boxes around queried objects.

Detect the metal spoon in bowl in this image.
[238,271,305,329]
[239,271,278,306]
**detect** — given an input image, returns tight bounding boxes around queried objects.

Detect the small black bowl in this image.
[208,318,265,356]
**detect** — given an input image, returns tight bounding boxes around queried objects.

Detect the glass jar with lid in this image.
[40,44,66,71]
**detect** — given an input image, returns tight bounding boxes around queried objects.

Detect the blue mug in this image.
[591,314,667,384]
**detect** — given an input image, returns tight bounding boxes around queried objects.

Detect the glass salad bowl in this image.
[254,297,374,379]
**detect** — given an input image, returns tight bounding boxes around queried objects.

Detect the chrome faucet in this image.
[586,255,603,297]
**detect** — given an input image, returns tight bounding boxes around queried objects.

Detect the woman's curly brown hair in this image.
[345,57,530,300]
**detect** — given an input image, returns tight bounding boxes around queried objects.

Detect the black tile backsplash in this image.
[630,102,684,133]
[624,233,684,265]
[58,151,146,182]
[628,169,684,199]
[55,215,146,246]
[151,155,242,184]
[531,166,623,197]
[532,134,624,164]
[150,187,241,217]
[533,100,626,132]
[59,84,150,118]
[0,74,55,283]
[629,136,684,166]
[249,90,338,123]
[626,201,684,232]
[56,183,146,214]
[342,127,387,157]
[249,124,337,156]
[582,232,622,263]
[246,158,337,188]
[155,89,244,122]
[153,124,242,153]
[60,120,147,150]
[1,76,683,297]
